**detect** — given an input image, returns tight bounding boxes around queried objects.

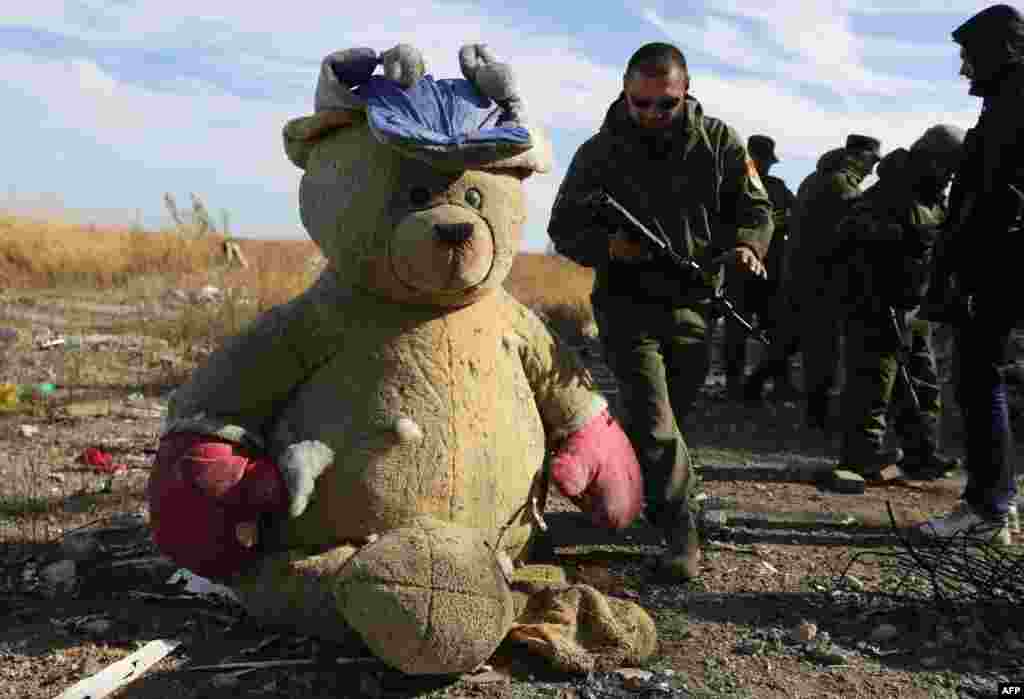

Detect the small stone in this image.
[870,624,900,643]
[791,621,818,643]
[828,470,866,494]
[19,425,40,438]
[614,668,653,689]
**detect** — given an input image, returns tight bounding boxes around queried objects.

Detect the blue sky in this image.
[0,1,995,252]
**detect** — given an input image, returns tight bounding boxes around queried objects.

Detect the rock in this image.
[615,668,654,690]
[828,469,866,494]
[19,425,40,438]
[791,621,818,643]
[870,624,900,643]
[40,560,76,590]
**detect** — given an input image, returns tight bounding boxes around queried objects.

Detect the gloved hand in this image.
[548,409,643,530]
[147,432,290,580]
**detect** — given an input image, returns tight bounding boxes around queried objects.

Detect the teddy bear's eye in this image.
[409,187,431,207]
[465,188,483,209]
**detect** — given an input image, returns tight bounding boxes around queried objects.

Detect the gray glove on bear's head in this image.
[458,43,525,124]
[315,44,427,112]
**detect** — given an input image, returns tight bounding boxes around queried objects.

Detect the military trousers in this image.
[592,295,708,531]
[841,313,942,459]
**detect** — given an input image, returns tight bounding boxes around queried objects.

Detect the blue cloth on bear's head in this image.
[356,75,532,164]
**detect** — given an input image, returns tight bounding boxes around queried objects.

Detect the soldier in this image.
[916,4,1024,542]
[832,126,965,481]
[785,135,881,431]
[548,42,773,580]
[724,135,798,401]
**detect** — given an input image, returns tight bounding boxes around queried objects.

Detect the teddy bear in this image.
[147,43,653,676]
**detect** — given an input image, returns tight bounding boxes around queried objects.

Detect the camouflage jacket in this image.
[833,150,945,316]
[547,94,773,307]
[786,150,867,299]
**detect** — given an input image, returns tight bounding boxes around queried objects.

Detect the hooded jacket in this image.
[948,5,1024,299]
[547,93,773,306]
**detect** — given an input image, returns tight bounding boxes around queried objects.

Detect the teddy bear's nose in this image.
[434,222,474,245]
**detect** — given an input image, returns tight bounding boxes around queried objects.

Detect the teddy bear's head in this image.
[283,44,552,307]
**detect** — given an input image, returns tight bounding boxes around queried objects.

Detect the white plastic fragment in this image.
[166,568,240,603]
[55,638,181,699]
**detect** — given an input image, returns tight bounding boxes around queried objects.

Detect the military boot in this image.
[840,445,905,480]
[651,508,701,582]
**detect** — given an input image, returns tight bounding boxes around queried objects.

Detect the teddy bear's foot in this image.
[337,518,514,675]
[507,583,658,675]
[231,545,364,648]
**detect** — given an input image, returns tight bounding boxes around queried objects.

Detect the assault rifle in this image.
[584,189,770,345]
[888,306,921,412]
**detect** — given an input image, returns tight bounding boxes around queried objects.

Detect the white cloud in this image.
[0,2,991,251]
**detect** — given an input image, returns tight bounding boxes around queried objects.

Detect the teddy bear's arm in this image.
[501,291,606,443]
[164,295,329,451]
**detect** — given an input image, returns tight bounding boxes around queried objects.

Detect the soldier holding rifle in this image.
[547,42,773,581]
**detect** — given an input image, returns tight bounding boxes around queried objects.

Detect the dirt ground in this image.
[1,288,1023,698]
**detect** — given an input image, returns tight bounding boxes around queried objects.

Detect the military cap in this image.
[844,134,882,160]
[747,135,779,163]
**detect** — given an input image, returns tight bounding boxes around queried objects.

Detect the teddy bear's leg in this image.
[231,545,364,648]
[336,518,515,675]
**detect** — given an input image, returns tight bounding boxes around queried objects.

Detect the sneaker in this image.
[916,502,1012,545]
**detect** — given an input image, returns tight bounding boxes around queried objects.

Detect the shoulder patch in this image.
[745,156,767,194]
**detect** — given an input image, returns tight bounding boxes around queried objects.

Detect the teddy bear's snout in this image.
[434,222,474,246]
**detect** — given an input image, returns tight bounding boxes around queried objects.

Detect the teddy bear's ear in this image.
[282,110,364,170]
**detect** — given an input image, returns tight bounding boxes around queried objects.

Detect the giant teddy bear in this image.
[148,43,655,676]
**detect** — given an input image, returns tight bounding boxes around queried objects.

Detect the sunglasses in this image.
[628,95,682,112]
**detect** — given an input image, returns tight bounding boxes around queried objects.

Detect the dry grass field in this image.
[0,213,1021,699]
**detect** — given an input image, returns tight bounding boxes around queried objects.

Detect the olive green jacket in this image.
[547,94,773,306]
[833,152,946,316]
[787,150,868,300]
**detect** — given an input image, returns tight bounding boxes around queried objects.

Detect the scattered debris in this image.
[790,621,818,643]
[54,638,181,699]
[78,447,127,475]
[166,568,240,604]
